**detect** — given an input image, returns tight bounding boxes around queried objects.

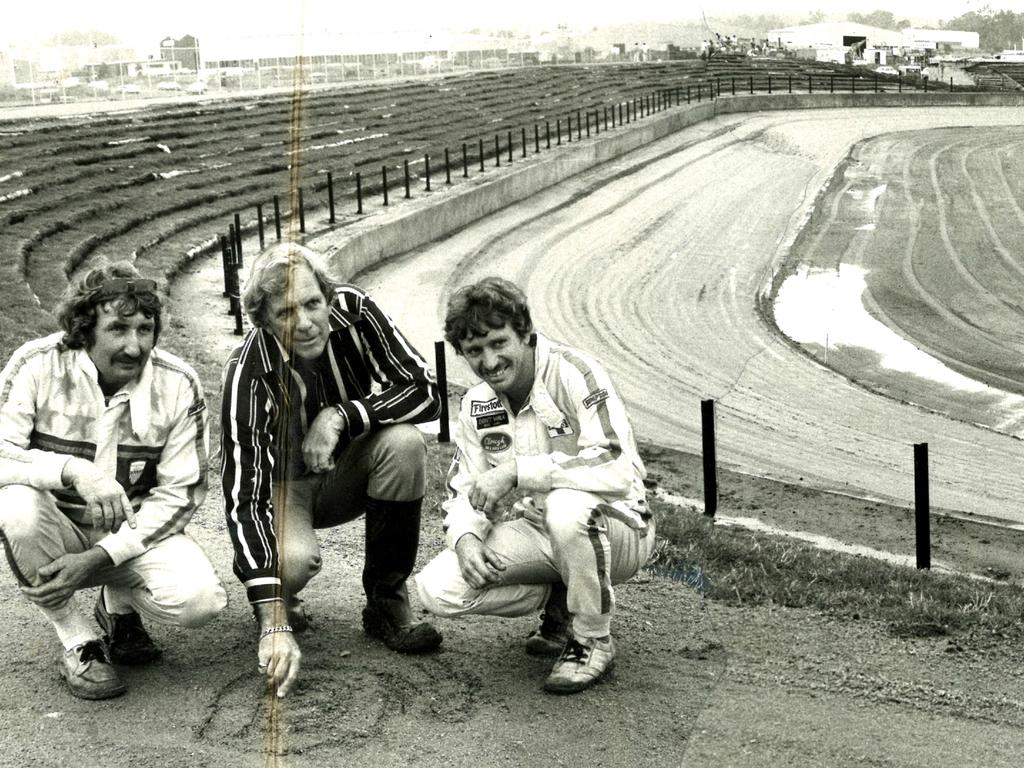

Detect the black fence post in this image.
[829,74,834,93]
[749,75,753,94]
[382,166,389,206]
[404,159,411,198]
[768,75,772,94]
[298,187,305,233]
[567,115,572,142]
[479,138,485,172]
[461,142,468,178]
[356,172,363,214]
[686,85,691,104]
[603,106,608,130]
[327,171,335,223]
[233,213,243,267]
[534,123,540,153]
[898,73,902,93]
[445,148,452,185]
[220,234,231,298]
[585,111,590,137]
[507,130,513,163]
[546,121,551,148]
[494,134,501,167]
[914,443,931,569]
[257,203,265,250]
[425,154,431,191]
[788,74,792,93]
[273,194,282,240]
[701,399,718,518]
[808,74,812,94]
[731,77,736,96]
[949,77,953,92]
[576,110,582,139]
[521,127,527,157]
[434,340,450,443]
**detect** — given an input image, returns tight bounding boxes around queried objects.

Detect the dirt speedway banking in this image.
[350,105,1024,528]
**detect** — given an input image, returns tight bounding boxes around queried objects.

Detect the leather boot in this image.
[361,497,442,653]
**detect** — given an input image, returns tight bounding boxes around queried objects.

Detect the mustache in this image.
[112,353,143,365]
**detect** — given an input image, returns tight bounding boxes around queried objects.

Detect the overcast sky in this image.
[3,0,1018,48]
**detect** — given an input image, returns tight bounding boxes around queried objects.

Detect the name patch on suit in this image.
[481,432,512,452]
[476,412,510,429]
[582,389,609,409]
[470,398,505,417]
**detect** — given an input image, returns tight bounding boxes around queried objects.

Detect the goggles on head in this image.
[89,277,158,304]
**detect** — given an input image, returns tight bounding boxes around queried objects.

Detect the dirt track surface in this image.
[352,106,1024,527]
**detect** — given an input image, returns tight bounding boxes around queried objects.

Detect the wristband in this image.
[259,624,293,640]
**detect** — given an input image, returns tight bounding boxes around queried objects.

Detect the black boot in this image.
[361,497,442,653]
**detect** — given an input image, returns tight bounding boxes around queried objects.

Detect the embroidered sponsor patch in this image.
[547,419,574,438]
[470,398,504,417]
[481,432,512,452]
[476,412,509,429]
[128,460,147,485]
[582,389,609,409]
[187,400,207,417]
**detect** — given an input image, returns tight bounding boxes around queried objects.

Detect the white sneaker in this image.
[543,635,615,694]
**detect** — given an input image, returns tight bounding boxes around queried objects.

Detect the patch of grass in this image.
[649,497,1024,640]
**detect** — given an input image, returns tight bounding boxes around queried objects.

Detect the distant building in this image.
[901,29,979,52]
[160,35,200,71]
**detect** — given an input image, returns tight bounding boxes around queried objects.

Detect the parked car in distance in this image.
[118,83,142,95]
[184,81,207,94]
[156,80,182,91]
[875,66,899,76]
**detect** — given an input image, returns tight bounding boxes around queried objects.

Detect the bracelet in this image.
[259,624,293,640]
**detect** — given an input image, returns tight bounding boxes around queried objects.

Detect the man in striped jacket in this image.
[416,277,655,694]
[0,262,227,700]
[221,243,442,699]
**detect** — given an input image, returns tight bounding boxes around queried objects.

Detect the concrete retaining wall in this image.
[313,91,1024,279]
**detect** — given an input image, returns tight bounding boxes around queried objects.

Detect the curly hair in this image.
[443,277,533,354]
[56,261,163,350]
[243,242,340,328]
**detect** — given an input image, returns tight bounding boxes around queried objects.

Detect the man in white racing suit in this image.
[416,277,654,694]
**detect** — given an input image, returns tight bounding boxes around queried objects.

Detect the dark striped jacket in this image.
[220,284,439,604]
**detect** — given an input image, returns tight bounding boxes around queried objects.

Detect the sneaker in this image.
[543,635,616,694]
[58,640,127,700]
[362,603,442,654]
[95,592,162,666]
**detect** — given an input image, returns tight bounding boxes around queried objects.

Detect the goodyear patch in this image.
[476,412,509,429]
[128,460,147,485]
[481,432,512,452]
[187,400,207,418]
[582,389,609,409]
[470,398,504,417]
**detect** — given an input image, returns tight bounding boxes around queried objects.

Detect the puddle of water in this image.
[774,264,1024,408]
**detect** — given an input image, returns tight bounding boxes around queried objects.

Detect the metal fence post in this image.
[327,171,335,223]
[356,172,363,214]
[914,443,931,569]
[508,130,513,163]
[257,203,265,250]
[382,166,389,206]
[445,148,451,184]
[478,138,484,172]
[233,213,243,267]
[462,142,468,178]
[220,233,231,298]
[404,159,411,198]
[434,341,450,443]
[702,399,718,518]
[298,187,305,233]
[273,194,282,241]
[521,126,527,157]
[424,154,431,191]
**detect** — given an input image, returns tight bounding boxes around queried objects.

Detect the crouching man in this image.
[416,277,655,694]
[0,262,227,700]
[221,243,443,699]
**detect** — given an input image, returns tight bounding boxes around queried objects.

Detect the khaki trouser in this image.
[0,484,226,628]
[415,488,655,639]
